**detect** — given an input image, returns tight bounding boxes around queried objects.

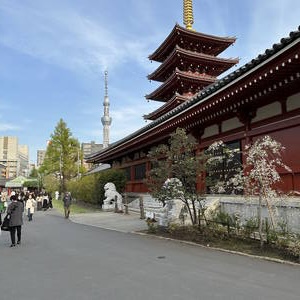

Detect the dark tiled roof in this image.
[86,25,300,161]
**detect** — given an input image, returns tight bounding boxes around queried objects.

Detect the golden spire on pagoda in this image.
[183,0,194,30]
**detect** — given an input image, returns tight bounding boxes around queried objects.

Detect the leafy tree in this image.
[40,118,82,194]
[28,166,44,191]
[29,166,39,178]
[43,174,60,196]
[147,128,206,225]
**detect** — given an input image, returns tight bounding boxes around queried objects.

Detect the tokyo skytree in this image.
[101,70,112,149]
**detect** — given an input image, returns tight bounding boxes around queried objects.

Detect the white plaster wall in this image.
[221,117,243,132]
[252,102,281,123]
[202,124,218,138]
[287,92,300,111]
[218,196,300,233]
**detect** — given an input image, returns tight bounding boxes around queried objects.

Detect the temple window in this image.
[134,163,146,180]
[124,167,131,181]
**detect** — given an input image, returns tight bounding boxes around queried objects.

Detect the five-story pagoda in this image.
[144,0,239,121]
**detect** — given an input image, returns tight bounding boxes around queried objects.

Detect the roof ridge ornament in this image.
[183,0,194,30]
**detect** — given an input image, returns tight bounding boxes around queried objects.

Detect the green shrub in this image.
[67,175,98,204]
[242,217,258,238]
[66,169,126,206]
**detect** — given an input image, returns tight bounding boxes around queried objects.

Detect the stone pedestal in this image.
[102,203,115,212]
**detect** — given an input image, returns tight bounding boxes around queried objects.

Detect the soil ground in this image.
[145,225,300,265]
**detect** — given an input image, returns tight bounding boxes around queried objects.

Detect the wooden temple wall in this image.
[121,89,300,194]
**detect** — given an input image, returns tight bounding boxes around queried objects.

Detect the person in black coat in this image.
[63,192,72,219]
[7,194,24,247]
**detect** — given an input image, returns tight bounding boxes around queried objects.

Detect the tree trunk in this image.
[258,188,264,249]
[185,199,195,225]
[191,200,198,225]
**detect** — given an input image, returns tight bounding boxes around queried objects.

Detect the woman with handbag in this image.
[7,193,24,247]
[25,193,36,221]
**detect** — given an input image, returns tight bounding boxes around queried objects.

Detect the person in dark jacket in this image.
[63,192,72,219]
[7,194,24,247]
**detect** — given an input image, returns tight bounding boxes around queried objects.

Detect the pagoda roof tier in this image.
[146,69,216,102]
[143,94,188,121]
[148,46,239,82]
[149,24,236,63]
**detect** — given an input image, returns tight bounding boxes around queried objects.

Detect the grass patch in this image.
[52,199,101,214]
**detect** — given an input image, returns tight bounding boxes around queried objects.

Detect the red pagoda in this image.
[144,16,238,120]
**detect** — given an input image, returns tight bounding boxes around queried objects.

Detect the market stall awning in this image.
[5,176,27,188]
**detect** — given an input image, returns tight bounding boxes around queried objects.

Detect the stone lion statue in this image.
[145,178,185,226]
[103,182,123,211]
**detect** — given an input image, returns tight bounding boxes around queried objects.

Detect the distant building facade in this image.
[0,136,29,178]
[82,141,103,169]
[37,150,46,168]
[0,163,6,178]
[18,145,29,177]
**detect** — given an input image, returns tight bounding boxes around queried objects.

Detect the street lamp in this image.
[77,147,80,179]
[59,146,63,194]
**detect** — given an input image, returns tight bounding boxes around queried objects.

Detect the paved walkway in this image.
[48,209,300,266]
[69,211,148,233]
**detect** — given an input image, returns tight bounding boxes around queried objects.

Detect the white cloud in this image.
[0,1,158,78]
[0,123,21,131]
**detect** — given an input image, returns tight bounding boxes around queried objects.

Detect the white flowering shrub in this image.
[206,136,293,247]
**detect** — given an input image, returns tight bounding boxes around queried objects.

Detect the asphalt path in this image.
[0,211,299,300]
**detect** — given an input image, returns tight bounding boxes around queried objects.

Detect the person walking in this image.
[1,190,7,213]
[7,193,24,247]
[63,192,72,219]
[48,193,53,210]
[25,193,36,221]
[42,193,49,211]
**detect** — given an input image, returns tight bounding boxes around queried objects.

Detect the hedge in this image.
[67,169,126,206]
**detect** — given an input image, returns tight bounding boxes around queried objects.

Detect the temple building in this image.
[86,1,300,194]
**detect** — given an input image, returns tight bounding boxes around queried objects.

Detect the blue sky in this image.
[0,0,299,164]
